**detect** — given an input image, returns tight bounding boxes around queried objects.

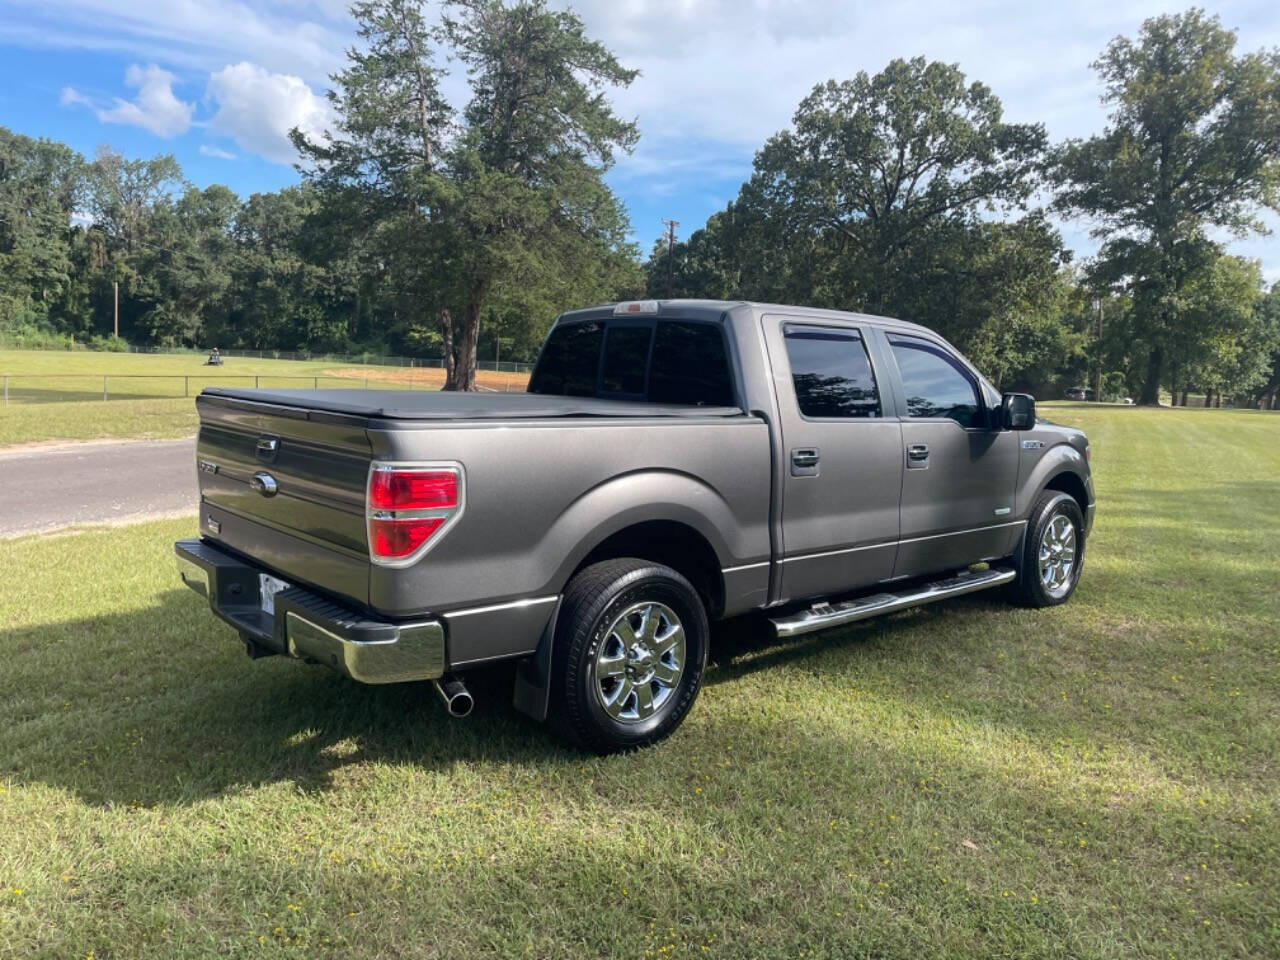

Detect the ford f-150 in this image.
[175,300,1094,752]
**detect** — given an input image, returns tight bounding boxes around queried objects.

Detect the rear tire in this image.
[552,558,709,754]
[1014,490,1085,607]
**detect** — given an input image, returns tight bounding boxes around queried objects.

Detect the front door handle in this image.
[790,447,820,477]
[907,444,930,462]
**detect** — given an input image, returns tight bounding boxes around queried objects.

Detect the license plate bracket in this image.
[259,573,290,616]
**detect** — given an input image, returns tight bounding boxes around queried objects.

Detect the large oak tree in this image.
[645,57,1073,387]
[1054,8,1280,404]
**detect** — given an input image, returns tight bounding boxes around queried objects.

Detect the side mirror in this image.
[1002,392,1036,430]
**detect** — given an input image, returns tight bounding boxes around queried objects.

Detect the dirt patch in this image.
[319,366,530,393]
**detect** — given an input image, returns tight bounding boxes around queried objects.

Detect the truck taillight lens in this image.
[366,464,462,564]
[370,516,445,558]
[368,469,458,511]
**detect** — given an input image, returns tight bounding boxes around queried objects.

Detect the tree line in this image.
[1,3,1278,403]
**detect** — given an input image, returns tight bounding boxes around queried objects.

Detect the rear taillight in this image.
[366,463,463,564]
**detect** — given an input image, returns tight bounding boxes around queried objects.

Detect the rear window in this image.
[530,319,734,406]
[601,325,653,396]
[649,322,734,405]
[527,321,603,397]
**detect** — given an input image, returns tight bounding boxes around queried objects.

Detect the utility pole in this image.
[661,218,679,299]
[113,280,119,339]
[1094,297,1104,402]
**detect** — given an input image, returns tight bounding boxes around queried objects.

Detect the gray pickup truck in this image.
[176,300,1094,752]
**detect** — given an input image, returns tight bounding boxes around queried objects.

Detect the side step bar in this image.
[769,566,1017,639]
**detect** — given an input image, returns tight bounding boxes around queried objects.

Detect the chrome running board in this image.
[769,566,1017,639]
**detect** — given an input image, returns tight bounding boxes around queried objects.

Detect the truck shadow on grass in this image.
[2,552,1273,811]
[0,589,561,807]
[2,588,1034,809]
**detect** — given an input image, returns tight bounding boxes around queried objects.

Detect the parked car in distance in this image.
[1065,386,1095,401]
[176,300,1095,752]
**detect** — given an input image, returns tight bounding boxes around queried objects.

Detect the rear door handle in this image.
[790,447,820,477]
[907,444,930,462]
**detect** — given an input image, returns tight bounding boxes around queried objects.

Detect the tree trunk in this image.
[1179,390,1188,407]
[1137,345,1163,405]
[440,307,456,390]
[1203,390,1212,408]
[448,282,485,393]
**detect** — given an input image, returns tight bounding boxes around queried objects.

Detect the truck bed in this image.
[191,387,773,660]
[199,387,744,422]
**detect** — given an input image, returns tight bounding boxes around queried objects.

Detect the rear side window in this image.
[784,326,881,418]
[649,322,734,406]
[528,322,603,397]
[530,318,734,406]
[888,335,981,427]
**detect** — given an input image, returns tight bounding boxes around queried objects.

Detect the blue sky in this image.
[1,0,1277,279]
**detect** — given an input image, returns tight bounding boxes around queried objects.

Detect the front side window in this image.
[528,322,603,397]
[888,335,981,427]
[784,326,881,418]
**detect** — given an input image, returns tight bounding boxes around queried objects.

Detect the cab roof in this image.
[556,299,937,338]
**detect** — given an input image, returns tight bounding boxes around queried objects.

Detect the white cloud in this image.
[60,64,194,138]
[59,85,91,107]
[199,144,237,160]
[90,63,194,137]
[206,62,332,165]
[4,0,350,86]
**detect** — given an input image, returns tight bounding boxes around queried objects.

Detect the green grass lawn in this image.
[0,349,528,448]
[0,349,410,448]
[1,406,1277,958]
[0,397,200,447]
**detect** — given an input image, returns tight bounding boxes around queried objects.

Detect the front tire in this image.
[553,558,709,754]
[1014,490,1085,607]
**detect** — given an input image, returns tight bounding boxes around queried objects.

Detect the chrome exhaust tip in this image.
[432,675,473,718]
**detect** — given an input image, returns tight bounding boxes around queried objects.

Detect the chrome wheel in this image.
[1038,512,1077,598]
[594,601,686,723]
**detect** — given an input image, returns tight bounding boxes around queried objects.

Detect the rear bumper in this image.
[175,538,445,683]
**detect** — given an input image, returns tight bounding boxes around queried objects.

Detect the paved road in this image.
[0,437,197,537]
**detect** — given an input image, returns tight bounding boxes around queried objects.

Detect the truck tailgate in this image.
[195,394,372,606]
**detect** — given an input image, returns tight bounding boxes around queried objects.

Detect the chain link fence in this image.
[124,344,534,374]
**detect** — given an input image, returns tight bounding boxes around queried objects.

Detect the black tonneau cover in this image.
[199,387,744,420]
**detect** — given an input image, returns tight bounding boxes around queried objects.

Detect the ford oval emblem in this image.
[250,472,279,497]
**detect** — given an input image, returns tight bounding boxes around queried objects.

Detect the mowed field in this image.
[0,350,530,447]
[1,406,1277,959]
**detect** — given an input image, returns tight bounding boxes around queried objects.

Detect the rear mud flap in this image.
[511,598,563,722]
